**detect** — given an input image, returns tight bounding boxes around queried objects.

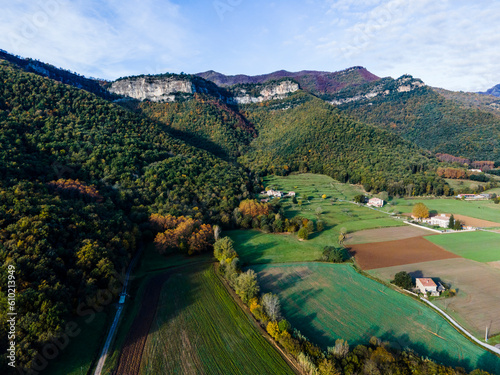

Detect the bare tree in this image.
[213,225,221,241]
[262,293,281,321]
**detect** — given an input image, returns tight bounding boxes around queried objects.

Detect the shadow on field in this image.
[238,240,277,265]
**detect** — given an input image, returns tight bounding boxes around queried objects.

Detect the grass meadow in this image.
[140,264,294,375]
[254,262,500,374]
[232,174,405,264]
[425,231,500,263]
[392,197,500,223]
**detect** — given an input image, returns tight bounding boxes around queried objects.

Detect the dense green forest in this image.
[128,95,256,159]
[239,91,449,195]
[0,61,250,372]
[328,77,500,162]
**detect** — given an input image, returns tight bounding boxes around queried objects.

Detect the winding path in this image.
[420,297,500,356]
[93,245,143,375]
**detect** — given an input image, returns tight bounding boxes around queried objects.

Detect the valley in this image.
[1,48,500,375]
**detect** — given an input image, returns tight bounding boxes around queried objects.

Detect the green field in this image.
[445,178,488,191]
[101,245,208,374]
[484,187,500,195]
[425,231,500,262]
[393,198,500,223]
[140,264,294,374]
[264,173,365,201]
[228,229,324,264]
[253,262,500,373]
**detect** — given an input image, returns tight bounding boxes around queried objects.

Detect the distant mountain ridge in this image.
[480,84,500,97]
[196,67,379,96]
[0,49,114,99]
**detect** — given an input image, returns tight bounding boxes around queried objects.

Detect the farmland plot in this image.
[254,263,500,374]
[348,237,459,270]
[140,264,294,375]
[369,258,500,338]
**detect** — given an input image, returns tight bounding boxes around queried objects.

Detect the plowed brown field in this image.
[348,237,460,270]
[115,272,171,375]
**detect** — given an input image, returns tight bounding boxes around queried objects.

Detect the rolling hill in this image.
[238,91,447,195]
[327,75,500,162]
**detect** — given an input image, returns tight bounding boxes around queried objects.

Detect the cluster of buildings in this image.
[412,213,452,228]
[456,193,491,200]
[260,189,296,202]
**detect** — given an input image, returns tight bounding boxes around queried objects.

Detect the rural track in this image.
[93,244,144,375]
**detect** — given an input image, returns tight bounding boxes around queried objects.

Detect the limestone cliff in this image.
[330,75,425,105]
[228,80,299,104]
[109,76,197,102]
[109,74,299,104]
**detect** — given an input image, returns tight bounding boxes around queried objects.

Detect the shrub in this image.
[298,227,309,240]
[391,271,413,290]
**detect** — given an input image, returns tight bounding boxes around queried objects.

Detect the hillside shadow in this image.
[238,240,278,266]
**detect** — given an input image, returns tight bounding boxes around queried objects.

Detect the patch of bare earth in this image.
[348,237,459,270]
[345,225,433,245]
[369,258,500,337]
[453,214,500,228]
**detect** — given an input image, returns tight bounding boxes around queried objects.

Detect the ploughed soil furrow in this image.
[115,272,171,375]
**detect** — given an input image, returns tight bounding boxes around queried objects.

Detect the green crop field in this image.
[140,264,294,375]
[253,262,500,374]
[425,231,500,262]
[444,178,488,191]
[101,245,208,374]
[393,198,500,223]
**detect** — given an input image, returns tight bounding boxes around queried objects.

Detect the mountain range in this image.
[1,49,500,372]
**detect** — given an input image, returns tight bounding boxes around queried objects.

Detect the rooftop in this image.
[416,278,437,287]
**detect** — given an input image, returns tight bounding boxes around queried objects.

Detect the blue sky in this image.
[1,0,499,91]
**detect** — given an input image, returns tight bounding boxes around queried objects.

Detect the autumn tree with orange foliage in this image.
[239,199,270,217]
[151,214,214,255]
[48,179,103,202]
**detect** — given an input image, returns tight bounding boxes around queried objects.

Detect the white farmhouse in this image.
[416,278,438,296]
[430,214,450,228]
[367,197,384,207]
[266,189,283,198]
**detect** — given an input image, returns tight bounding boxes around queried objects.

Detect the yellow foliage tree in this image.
[266,321,280,339]
[412,202,429,219]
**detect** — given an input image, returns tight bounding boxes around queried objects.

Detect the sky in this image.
[1,0,499,91]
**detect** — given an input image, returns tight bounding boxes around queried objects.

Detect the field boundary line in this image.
[404,221,443,233]
[214,263,304,375]
[420,298,500,357]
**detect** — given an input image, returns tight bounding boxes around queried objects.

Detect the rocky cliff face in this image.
[228,81,299,104]
[330,75,425,105]
[109,75,299,103]
[109,77,196,102]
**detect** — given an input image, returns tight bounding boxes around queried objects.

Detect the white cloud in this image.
[1,1,499,91]
[0,0,198,79]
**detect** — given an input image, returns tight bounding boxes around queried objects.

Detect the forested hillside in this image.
[0,61,250,371]
[328,77,500,162]
[125,94,256,159]
[238,92,448,196]
[0,50,114,100]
